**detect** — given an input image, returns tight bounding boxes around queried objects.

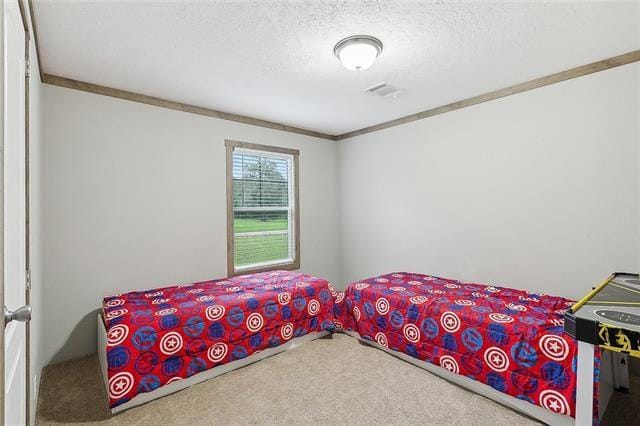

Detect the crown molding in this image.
[41,74,337,141]
[336,50,640,140]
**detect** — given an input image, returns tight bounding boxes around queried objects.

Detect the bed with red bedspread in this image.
[333,272,598,420]
[102,270,336,409]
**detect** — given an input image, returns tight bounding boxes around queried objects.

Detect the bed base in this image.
[98,314,329,414]
[342,330,613,426]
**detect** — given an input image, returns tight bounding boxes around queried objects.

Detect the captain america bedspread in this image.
[333,272,599,420]
[102,270,335,408]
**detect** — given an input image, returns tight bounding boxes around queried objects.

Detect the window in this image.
[225,140,300,276]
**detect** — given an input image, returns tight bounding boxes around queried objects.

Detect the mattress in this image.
[102,270,336,409]
[333,272,599,420]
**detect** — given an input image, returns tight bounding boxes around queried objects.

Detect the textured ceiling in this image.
[34,1,640,136]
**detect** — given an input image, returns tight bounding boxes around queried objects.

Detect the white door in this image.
[4,0,29,424]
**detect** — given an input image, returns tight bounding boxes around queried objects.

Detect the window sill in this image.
[230,260,300,277]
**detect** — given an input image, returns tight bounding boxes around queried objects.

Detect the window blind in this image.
[232,148,296,271]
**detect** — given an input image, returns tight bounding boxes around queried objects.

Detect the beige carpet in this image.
[35,333,630,425]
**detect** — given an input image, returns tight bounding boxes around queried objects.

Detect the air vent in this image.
[365,82,404,99]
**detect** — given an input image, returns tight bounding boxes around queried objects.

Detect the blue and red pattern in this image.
[102,270,335,408]
[333,272,600,420]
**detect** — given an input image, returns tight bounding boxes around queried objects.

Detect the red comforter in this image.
[333,272,597,419]
[102,270,335,408]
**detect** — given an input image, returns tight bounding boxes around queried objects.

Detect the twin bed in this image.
[99,270,336,411]
[99,270,613,424]
[334,272,612,425]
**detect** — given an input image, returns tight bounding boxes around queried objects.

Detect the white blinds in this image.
[232,148,295,271]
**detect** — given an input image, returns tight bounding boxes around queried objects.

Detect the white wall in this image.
[42,61,640,366]
[338,63,640,300]
[41,86,340,365]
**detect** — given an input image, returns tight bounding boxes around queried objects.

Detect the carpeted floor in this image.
[35,333,635,425]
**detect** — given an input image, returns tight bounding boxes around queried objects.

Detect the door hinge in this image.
[25,58,31,79]
[26,268,32,290]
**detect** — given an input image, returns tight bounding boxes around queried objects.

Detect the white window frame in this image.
[225,140,300,276]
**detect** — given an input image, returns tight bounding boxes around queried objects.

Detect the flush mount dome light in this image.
[334,35,383,71]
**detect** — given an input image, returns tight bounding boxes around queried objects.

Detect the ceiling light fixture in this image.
[334,35,383,71]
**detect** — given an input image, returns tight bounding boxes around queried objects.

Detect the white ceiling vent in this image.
[364,82,404,99]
